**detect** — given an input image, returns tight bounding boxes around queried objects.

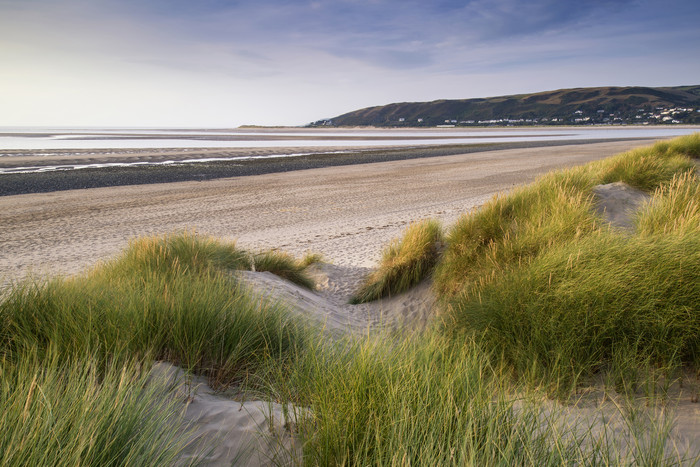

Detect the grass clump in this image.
[0,232,312,387]
[299,251,324,268]
[435,135,700,299]
[0,352,189,466]
[350,219,443,303]
[636,170,700,236]
[281,333,551,465]
[0,232,317,463]
[271,331,694,465]
[434,169,597,296]
[445,232,700,394]
[253,250,317,290]
[102,231,316,289]
[434,133,700,393]
[591,133,699,191]
[105,230,251,277]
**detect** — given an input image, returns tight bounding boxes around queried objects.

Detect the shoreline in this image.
[0,138,653,196]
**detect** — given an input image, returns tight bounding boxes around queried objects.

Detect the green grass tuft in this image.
[445,232,700,394]
[99,231,317,289]
[103,230,251,277]
[253,250,317,289]
[350,219,443,304]
[269,331,696,465]
[0,235,311,387]
[299,251,324,268]
[591,133,700,191]
[434,133,700,393]
[434,169,598,297]
[636,170,700,236]
[0,351,193,466]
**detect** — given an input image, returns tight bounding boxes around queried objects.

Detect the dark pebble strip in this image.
[0,138,649,196]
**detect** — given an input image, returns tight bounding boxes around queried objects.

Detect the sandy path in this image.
[0,139,653,288]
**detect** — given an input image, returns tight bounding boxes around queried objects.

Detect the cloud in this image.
[1,0,698,126]
[4,0,694,74]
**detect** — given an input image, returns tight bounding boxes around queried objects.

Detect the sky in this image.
[1,0,699,127]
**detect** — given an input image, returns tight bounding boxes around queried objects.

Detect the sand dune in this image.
[3,138,698,464]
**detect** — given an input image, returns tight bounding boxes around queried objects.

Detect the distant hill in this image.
[312,86,700,127]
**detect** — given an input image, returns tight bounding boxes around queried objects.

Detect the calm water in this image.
[1,127,697,150]
[0,127,696,174]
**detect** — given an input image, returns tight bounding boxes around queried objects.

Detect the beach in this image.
[3,135,700,465]
[0,138,654,289]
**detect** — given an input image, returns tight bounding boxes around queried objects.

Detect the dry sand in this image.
[147,362,302,467]
[0,139,653,288]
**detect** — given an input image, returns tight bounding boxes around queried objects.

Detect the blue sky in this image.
[1,0,699,127]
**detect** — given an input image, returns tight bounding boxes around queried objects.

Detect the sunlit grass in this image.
[0,351,192,466]
[636,170,700,236]
[433,133,700,393]
[266,331,697,465]
[350,219,443,303]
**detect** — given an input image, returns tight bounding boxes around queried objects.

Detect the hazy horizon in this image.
[2,0,699,127]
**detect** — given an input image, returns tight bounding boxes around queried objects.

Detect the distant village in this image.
[311,106,700,127]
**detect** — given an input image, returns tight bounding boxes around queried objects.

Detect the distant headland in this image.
[310,85,700,127]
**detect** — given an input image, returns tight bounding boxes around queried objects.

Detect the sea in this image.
[0,126,697,174]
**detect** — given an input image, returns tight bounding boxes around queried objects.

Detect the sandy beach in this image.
[0,139,655,289]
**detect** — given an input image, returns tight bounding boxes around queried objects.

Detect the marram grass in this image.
[434,168,599,297]
[0,351,193,466]
[0,232,316,465]
[445,231,700,394]
[433,133,700,393]
[636,170,700,236]
[435,134,700,299]
[592,133,700,191]
[0,232,312,386]
[252,249,317,289]
[270,331,697,466]
[350,219,443,303]
[101,230,316,289]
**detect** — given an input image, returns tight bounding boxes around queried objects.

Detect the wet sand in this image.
[0,138,649,195]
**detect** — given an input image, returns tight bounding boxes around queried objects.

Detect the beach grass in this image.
[433,133,700,393]
[253,250,317,290]
[0,232,317,464]
[1,252,308,388]
[433,168,598,297]
[0,351,190,466]
[102,231,316,289]
[593,134,700,190]
[350,219,443,303]
[267,331,695,465]
[636,170,700,236]
[445,231,700,394]
[4,239,694,464]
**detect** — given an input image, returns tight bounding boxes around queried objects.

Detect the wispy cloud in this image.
[1,0,698,126]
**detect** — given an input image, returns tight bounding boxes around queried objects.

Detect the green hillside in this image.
[314,86,700,127]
